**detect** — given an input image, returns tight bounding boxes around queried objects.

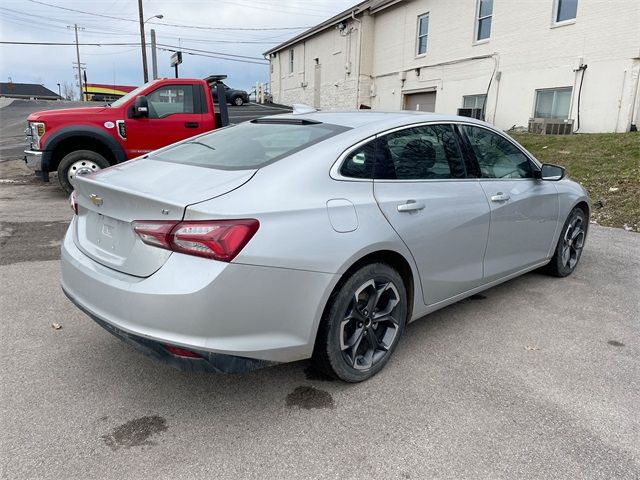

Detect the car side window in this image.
[461,125,533,179]
[339,140,375,179]
[375,124,466,180]
[147,85,195,119]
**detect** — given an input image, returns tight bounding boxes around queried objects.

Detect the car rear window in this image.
[149,120,350,170]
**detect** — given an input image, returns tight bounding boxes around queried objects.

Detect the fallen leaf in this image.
[51,323,62,330]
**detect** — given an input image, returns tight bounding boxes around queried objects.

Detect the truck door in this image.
[124,83,208,157]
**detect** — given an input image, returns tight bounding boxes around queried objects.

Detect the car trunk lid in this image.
[72,159,256,277]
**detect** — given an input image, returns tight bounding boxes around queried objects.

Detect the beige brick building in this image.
[265,0,640,133]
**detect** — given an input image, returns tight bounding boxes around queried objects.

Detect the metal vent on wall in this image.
[528,118,574,135]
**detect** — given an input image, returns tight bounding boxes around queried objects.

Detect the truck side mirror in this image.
[132,95,149,118]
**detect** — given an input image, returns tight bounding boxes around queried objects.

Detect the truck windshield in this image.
[149,120,350,170]
[109,82,151,107]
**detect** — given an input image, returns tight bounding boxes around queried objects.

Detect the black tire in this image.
[544,207,587,277]
[57,150,110,194]
[232,96,244,106]
[313,263,407,382]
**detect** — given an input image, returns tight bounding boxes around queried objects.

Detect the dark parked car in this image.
[211,83,249,106]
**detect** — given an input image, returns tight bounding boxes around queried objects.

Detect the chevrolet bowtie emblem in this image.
[89,194,103,206]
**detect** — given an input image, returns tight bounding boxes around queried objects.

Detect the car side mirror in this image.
[132,95,149,118]
[539,163,565,181]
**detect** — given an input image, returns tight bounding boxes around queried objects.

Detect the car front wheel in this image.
[233,96,244,106]
[313,263,407,382]
[545,207,587,277]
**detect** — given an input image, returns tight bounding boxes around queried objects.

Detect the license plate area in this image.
[84,212,135,258]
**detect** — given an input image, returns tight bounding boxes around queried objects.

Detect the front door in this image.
[373,123,490,305]
[124,83,207,158]
[459,125,559,280]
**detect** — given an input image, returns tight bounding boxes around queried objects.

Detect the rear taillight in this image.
[69,191,78,215]
[132,219,259,262]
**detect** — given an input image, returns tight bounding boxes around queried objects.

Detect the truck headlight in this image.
[29,122,45,150]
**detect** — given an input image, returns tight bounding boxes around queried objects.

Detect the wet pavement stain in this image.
[303,365,336,382]
[101,415,168,450]
[608,340,625,347]
[286,386,335,410]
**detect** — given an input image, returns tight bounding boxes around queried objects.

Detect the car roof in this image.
[260,110,493,130]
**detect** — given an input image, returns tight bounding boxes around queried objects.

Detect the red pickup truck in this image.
[24,76,230,193]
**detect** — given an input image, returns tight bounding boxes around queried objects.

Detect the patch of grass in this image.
[511,132,640,231]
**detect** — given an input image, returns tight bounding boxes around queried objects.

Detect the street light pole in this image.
[137,0,148,83]
[57,83,61,99]
[150,29,158,80]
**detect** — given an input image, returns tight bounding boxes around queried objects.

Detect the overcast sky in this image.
[0,0,357,96]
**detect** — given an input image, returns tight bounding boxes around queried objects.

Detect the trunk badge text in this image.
[89,194,103,207]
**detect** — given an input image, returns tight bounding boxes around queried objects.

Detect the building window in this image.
[463,94,487,110]
[476,0,493,41]
[416,14,429,56]
[554,0,578,23]
[289,49,294,74]
[534,87,572,119]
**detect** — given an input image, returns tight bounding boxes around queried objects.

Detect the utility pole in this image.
[67,24,85,101]
[137,0,149,83]
[150,29,158,80]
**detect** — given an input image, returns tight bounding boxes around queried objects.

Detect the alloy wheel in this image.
[339,279,401,370]
[561,215,585,270]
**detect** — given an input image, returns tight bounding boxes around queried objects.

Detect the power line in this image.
[0,41,141,46]
[0,40,269,65]
[156,44,265,61]
[25,0,311,31]
[0,40,267,60]
[156,48,267,65]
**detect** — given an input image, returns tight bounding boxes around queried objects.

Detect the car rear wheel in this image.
[233,96,244,106]
[57,150,110,194]
[545,207,587,277]
[313,263,407,382]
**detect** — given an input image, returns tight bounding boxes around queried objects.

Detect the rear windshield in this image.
[149,120,349,170]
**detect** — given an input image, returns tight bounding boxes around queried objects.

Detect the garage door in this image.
[404,91,436,112]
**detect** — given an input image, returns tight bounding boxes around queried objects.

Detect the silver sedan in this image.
[61,111,590,382]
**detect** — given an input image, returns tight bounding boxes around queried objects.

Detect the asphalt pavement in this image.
[0,100,639,479]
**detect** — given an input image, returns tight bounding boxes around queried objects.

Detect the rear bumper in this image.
[62,287,277,373]
[60,225,338,368]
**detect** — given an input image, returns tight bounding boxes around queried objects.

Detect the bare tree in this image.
[62,82,76,101]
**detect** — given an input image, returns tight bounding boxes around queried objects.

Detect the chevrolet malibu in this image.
[61,111,590,382]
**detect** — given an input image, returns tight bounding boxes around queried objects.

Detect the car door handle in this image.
[397,200,425,212]
[490,193,510,202]
[184,122,199,128]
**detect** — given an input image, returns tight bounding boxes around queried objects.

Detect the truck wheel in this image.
[233,96,244,106]
[57,150,109,194]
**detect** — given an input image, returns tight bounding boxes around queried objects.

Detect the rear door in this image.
[372,123,490,306]
[124,83,207,157]
[459,124,559,281]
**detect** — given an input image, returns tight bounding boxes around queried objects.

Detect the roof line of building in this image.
[263,0,404,57]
